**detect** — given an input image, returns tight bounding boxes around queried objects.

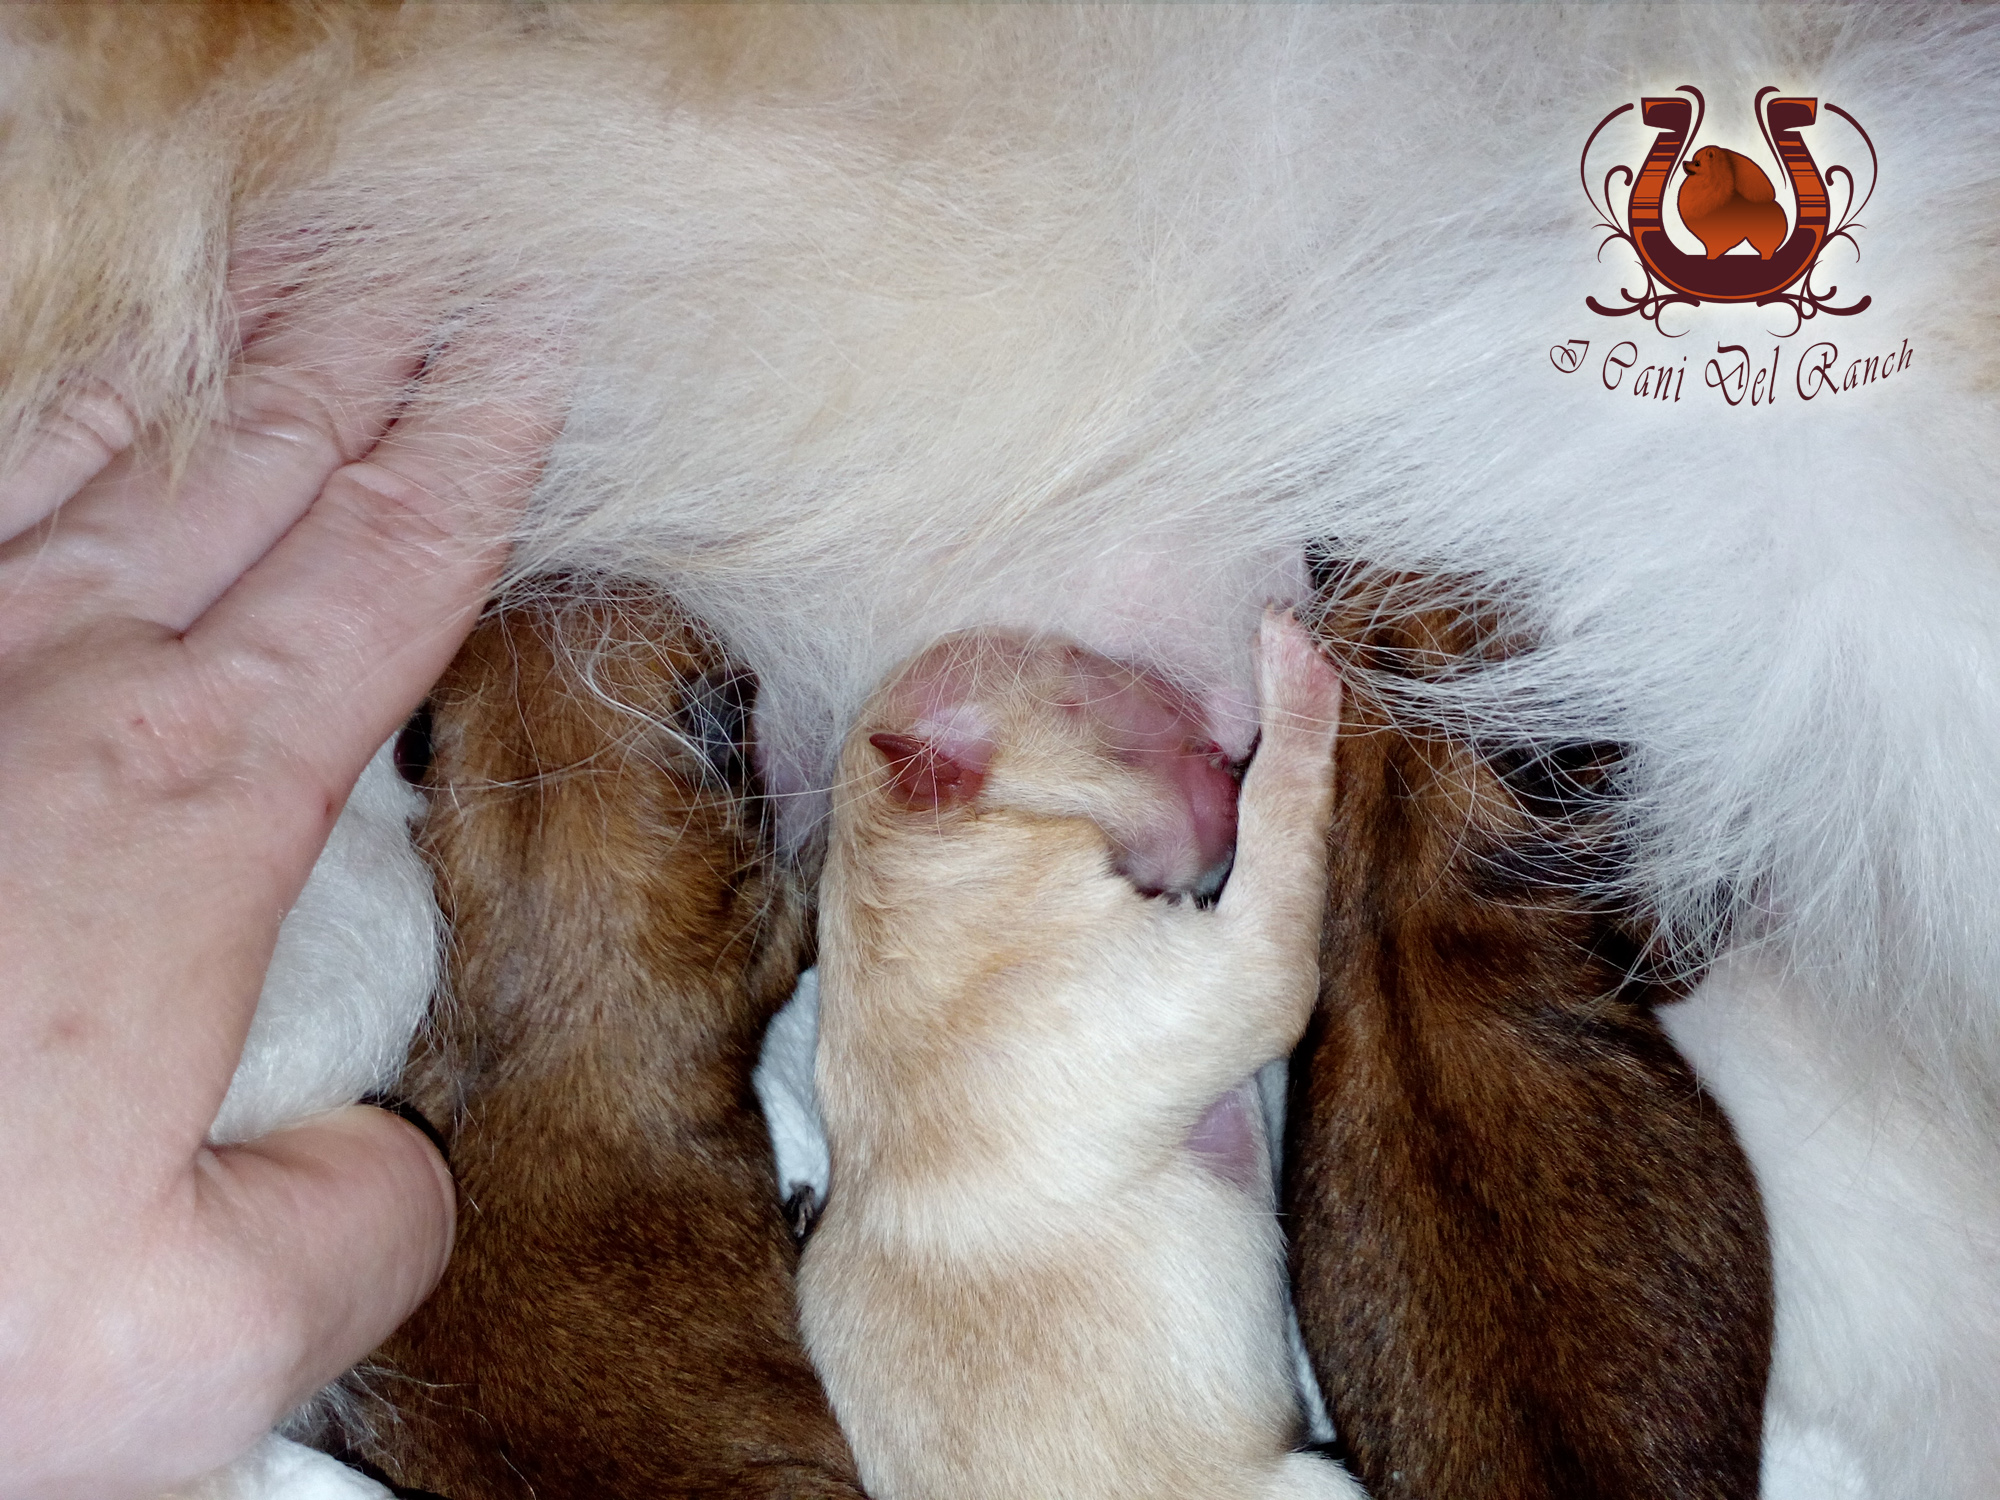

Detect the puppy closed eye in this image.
[675,667,758,790]
[394,702,435,788]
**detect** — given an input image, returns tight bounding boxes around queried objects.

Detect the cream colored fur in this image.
[801,615,1355,1500]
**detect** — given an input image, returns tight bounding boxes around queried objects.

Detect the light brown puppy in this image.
[801,613,1358,1500]
[1287,564,1772,1500]
[332,581,865,1500]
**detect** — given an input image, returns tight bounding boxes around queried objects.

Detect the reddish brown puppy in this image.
[333,582,864,1500]
[1286,565,1772,1500]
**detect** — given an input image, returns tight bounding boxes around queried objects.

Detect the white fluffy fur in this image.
[209,745,439,1146]
[1668,957,2000,1500]
[754,966,834,1227]
[165,1435,390,1500]
[4,7,1998,1495]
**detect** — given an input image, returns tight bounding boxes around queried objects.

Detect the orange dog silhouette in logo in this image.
[1677,145,1787,260]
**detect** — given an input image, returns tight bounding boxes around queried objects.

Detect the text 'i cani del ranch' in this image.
[1549,336,1915,407]
[1558,86,1914,411]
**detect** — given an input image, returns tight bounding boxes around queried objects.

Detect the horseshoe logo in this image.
[1580,86,1877,335]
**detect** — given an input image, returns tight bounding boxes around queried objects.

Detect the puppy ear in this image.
[1725,148,1777,204]
[869,731,990,810]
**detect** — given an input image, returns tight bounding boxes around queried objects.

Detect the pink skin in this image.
[1184,1085,1264,1191]
[869,636,1240,895]
[0,284,547,1496]
[752,545,1303,852]
[1063,653,1241,899]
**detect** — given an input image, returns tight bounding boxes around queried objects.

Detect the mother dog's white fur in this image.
[168,1435,392,1500]
[6,7,1997,1497]
[1669,958,2000,1500]
[207,747,438,1149]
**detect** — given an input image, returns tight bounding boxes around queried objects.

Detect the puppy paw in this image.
[1253,608,1342,758]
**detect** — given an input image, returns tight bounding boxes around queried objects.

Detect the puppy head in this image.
[855,630,1240,898]
[1679,145,1736,219]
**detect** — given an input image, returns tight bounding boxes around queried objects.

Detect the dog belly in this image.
[1665,957,2000,1500]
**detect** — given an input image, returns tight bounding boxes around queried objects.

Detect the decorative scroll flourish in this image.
[1580,86,1877,337]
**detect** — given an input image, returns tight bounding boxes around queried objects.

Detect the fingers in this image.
[90,383,555,1135]
[0,365,548,1142]
[0,303,433,647]
[8,1107,456,1497]
[0,379,140,541]
[189,373,555,808]
[0,280,544,1497]
[198,1105,456,1409]
[0,250,353,554]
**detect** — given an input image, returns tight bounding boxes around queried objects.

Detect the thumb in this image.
[198,1104,455,1412]
[29,1106,458,1497]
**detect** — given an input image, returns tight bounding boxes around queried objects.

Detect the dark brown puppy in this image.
[1287,563,1771,1500]
[334,581,864,1500]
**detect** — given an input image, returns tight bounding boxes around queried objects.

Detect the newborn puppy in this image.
[800,612,1359,1500]
[1287,564,1772,1500]
[334,581,865,1500]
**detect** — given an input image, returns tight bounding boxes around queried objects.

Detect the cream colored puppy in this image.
[801,611,1357,1500]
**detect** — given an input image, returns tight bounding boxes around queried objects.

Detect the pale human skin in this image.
[0,291,550,1499]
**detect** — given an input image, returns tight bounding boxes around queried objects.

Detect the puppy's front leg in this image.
[1206,609,1344,1048]
[1077,610,1341,1153]
[1044,610,1341,1134]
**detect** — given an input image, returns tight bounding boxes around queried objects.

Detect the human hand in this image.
[0,291,551,1498]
